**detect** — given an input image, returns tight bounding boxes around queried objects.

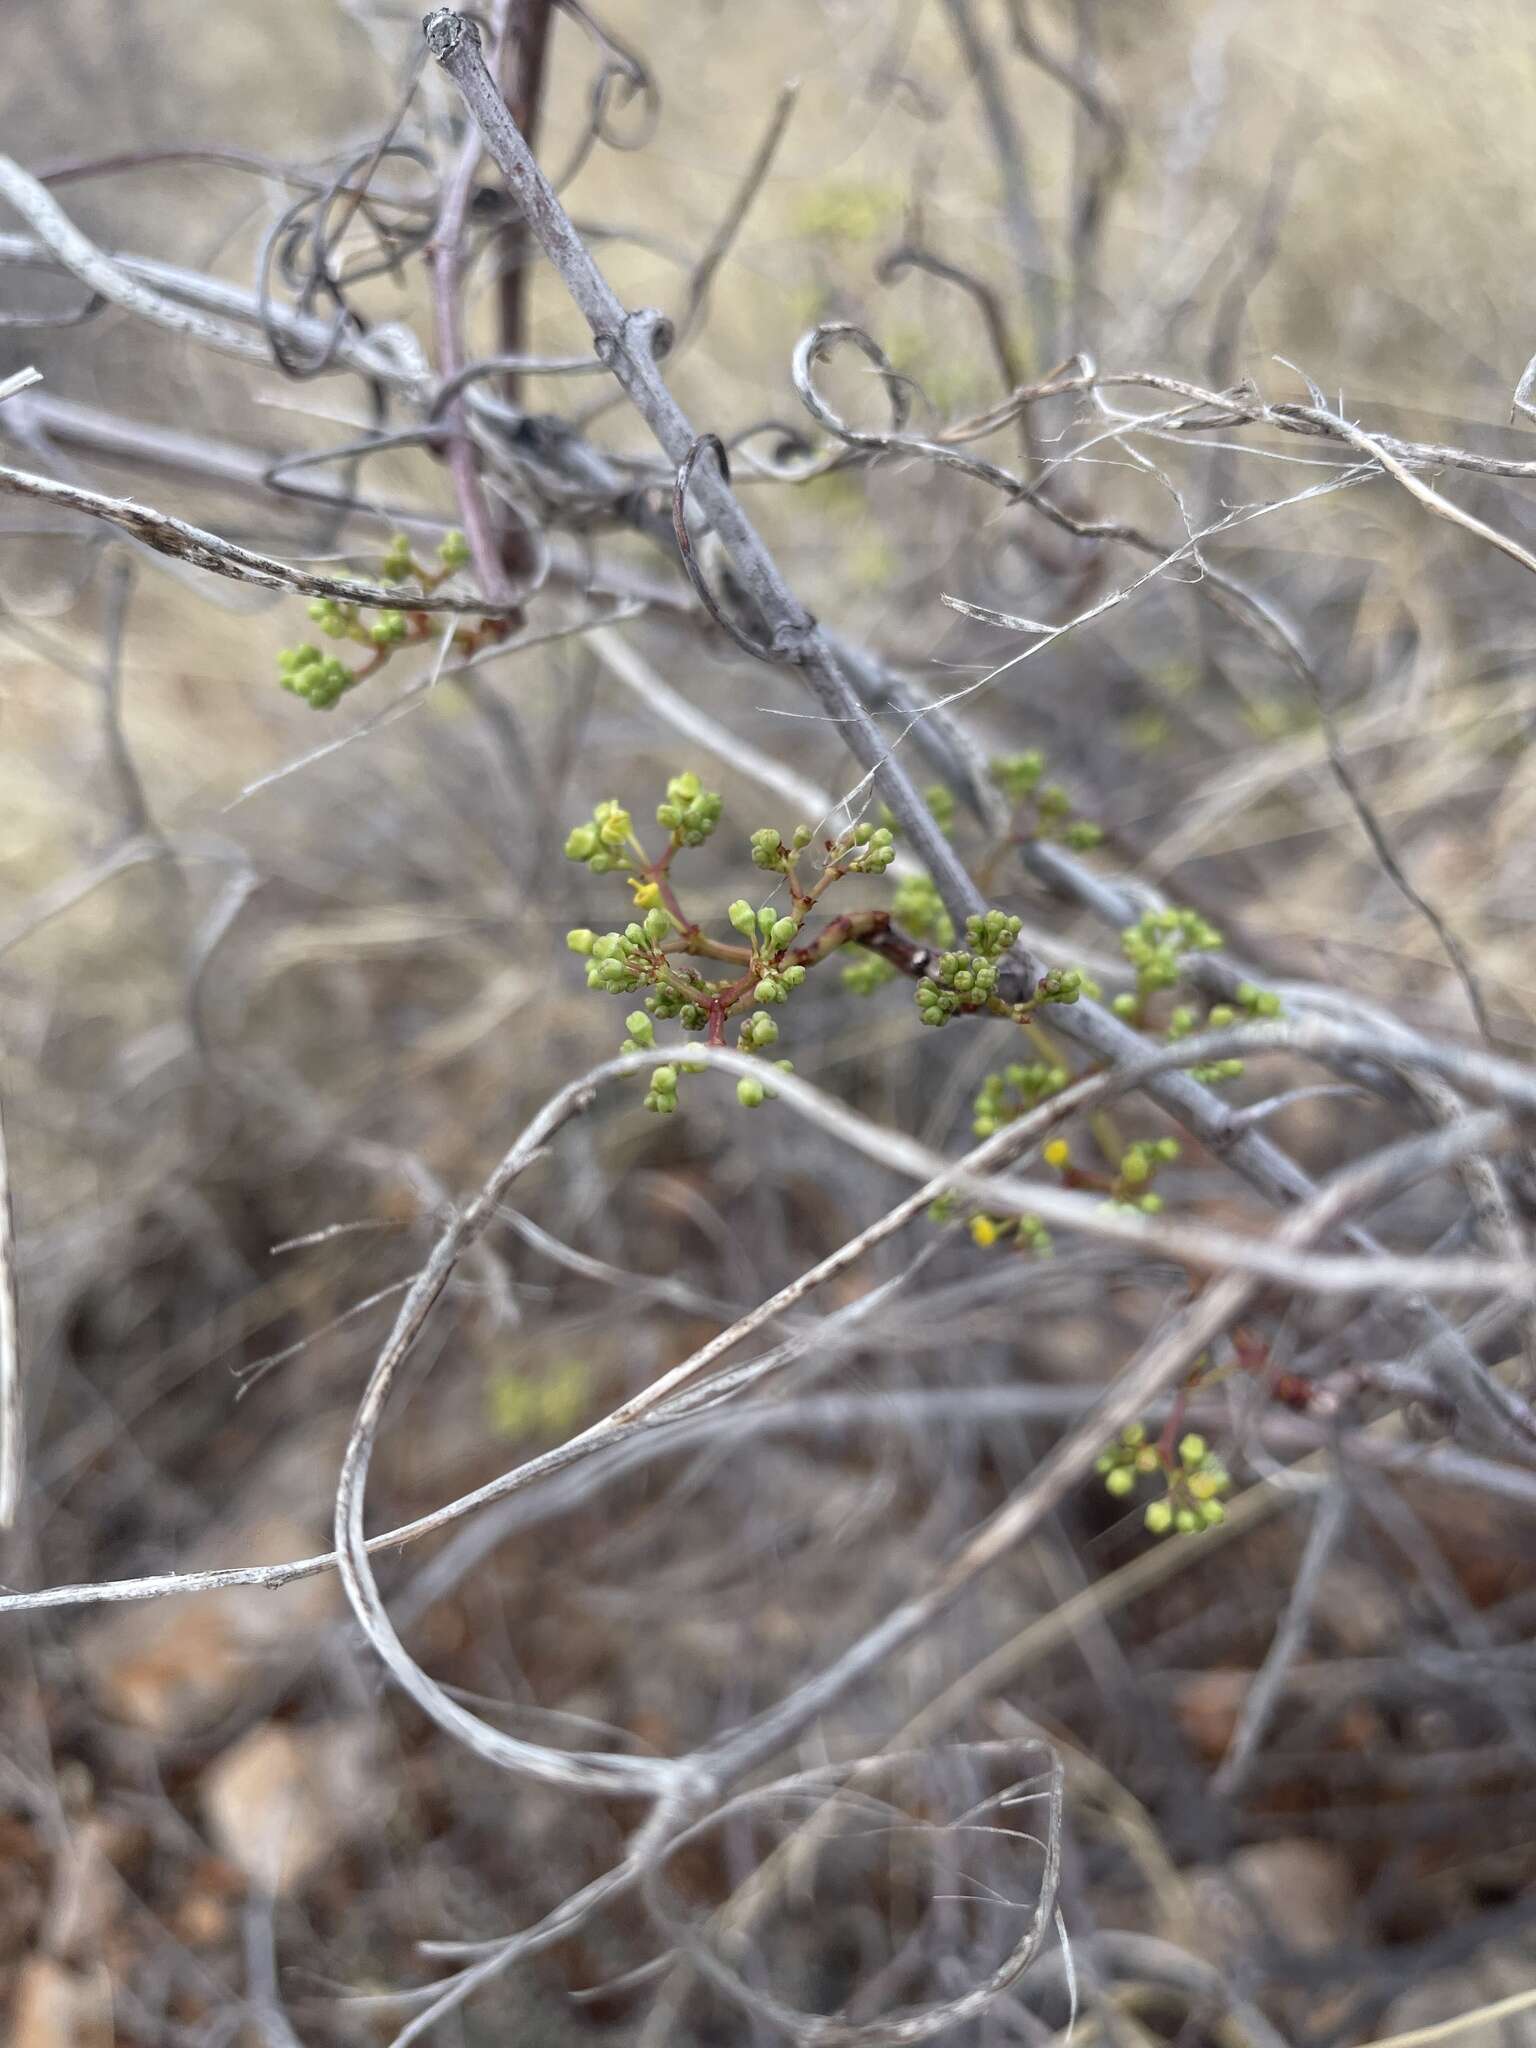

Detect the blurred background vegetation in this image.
[3,2,1536,2043]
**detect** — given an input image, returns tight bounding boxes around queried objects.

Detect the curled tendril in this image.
[793,319,913,442]
[791,321,1029,497]
[549,0,662,191]
[639,1742,1064,2047]
[723,417,842,484]
[257,138,437,381]
[672,434,779,662]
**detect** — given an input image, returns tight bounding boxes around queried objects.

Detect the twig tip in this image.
[423,8,476,62]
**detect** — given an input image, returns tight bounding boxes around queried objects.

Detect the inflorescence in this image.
[1096,1423,1233,1536]
[277,530,493,710]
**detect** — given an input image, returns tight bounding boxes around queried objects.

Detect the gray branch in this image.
[421,7,1017,961]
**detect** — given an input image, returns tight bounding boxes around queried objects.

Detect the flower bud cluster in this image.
[735,1056,794,1110]
[1107,1135,1181,1215]
[1095,1424,1232,1535]
[890,873,953,944]
[968,1211,1053,1256]
[566,907,672,992]
[750,828,789,872]
[381,534,417,584]
[656,771,722,847]
[989,750,1045,805]
[914,912,1021,1027]
[1120,907,1224,995]
[1035,967,1085,1006]
[278,644,355,710]
[839,821,897,874]
[841,949,899,995]
[916,949,1000,1026]
[989,750,1103,848]
[565,800,634,874]
[1146,1433,1232,1534]
[971,1061,1069,1139]
[646,987,709,1029]
[307,597,361,640]
[380,529,468,585]
[753,965,807,1005]
[278,532,476,711]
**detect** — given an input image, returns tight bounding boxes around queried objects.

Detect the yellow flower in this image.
[628,878,662,910]
[969,1215,1001,1249]
[1043,1138,1071,1170]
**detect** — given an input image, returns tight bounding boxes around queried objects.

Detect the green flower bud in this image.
[728,900,757,936]
[650,1065,678,1095]
[565,825,599,861]
[1144,1500,1173,1535]
[1104,1467,1135,1498]
[643,907,672,944]
[382,535,416,583]
[437,528,471,571]
[768,916,798,950]
[736,1077,765,1108]
[369,609,409,648]
[624,1011,654,1045]
[1179,1433,1207,1468]
[566,929,596,955]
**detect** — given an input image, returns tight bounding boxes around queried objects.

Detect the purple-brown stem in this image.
[429,0,517,606]
[496,0,554,415]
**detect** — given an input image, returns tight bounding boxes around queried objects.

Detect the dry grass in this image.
[3,3,1536,2043]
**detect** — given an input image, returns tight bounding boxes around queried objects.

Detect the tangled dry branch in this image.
[3,4,1536,2042]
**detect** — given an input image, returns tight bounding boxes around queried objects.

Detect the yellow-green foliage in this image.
[486,1359,591,1443]
[792,180,900,245]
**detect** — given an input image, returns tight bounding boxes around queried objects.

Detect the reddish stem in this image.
[646,845,699,939]
[429,2,520,608]
[496,0,555,413]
